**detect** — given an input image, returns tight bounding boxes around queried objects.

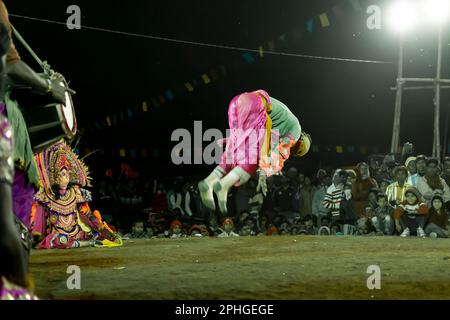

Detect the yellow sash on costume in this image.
[257,93,272,160]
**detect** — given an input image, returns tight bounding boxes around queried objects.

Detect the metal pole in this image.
[391,37,404,154]
[443,102,450,160]
[433,27,443,159]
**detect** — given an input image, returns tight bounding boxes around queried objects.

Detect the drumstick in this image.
[65,87,76,95]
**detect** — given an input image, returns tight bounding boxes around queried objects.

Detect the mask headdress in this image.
[35,141,91,192]
[292,132,311,158]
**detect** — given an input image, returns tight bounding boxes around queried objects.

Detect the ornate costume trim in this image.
[35,142,91,192]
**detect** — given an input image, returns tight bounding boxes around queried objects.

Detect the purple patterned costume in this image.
[0,113,36,299]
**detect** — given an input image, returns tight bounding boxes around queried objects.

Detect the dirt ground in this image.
[29,236,450,300]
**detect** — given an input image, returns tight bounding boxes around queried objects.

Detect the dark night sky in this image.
[6,0,450,177]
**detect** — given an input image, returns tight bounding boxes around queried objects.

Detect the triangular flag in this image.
[243,52,255,63]
[267,40,275,51]
[306,19,313,33]
[202,74,211,84]
[119,149,126,157]
[129,149,137,158]
[119,112,125,121]
[185,82,194,92]
[165,90,175,101]
[312,145,319,153]
[347,146,355,153]
[336,146,343,153]
[127,108,133,118]
[142,101,148,112]
[141,148,148,158]
[106,116,112,127]
[259,46,264,57]
[94,121,102,130]
[159,95,166,105]
[279,34,287,41]
[112,114,118,125]
[320,13,330,27]
[184,82,194,92]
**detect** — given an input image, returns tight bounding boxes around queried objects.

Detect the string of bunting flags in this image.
[91,0,366,131]
[79,144,388,160]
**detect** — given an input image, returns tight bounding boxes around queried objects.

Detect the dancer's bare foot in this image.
[213,181,228,214]
[198,180,216,211]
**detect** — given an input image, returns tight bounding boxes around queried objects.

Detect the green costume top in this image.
[4,90,40,188]
[269,97,301,142]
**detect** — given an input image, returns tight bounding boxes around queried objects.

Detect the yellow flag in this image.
[336,146,343,153]
[142,101,148,112]
[185,82,194,92]
[106,117,112,127]
[259,46,264,57]
[119,149,126,157]
[202,74,211,84]
[320,13,330,27]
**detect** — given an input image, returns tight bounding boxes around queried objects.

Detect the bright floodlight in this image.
[387,0,418,33]
[423,0,450,25]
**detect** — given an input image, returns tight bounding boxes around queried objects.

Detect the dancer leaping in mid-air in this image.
[199,89,311,214]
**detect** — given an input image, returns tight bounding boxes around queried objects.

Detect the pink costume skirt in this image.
[219,90,270,176]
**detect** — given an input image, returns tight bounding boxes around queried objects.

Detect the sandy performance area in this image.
[29,236,450,300]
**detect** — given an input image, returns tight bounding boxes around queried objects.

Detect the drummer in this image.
[0,1,66,258]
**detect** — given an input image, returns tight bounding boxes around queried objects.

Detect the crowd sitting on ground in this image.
[93,154,450,239]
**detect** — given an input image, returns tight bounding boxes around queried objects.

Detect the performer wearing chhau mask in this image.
[199,90,311,214]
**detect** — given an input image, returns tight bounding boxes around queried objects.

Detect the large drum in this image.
[12,76,77,153]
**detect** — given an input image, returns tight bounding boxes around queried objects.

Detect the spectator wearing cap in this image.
[352,162,379,218]
[312,174,331,227]
[442,157,450,189]
[386,166,412,208]
[394,187,428,237]
[169,220,185,238]
[372,193,394,235]
[417,158,450,206]
[425,193,449,238]
[189,225,202,237]
[405,156,418,187]
[218,218,239,237]
[266,225,279,236]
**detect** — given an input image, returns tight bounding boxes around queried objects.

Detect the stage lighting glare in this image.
[387,0,418,34]
[423,0,450,25]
